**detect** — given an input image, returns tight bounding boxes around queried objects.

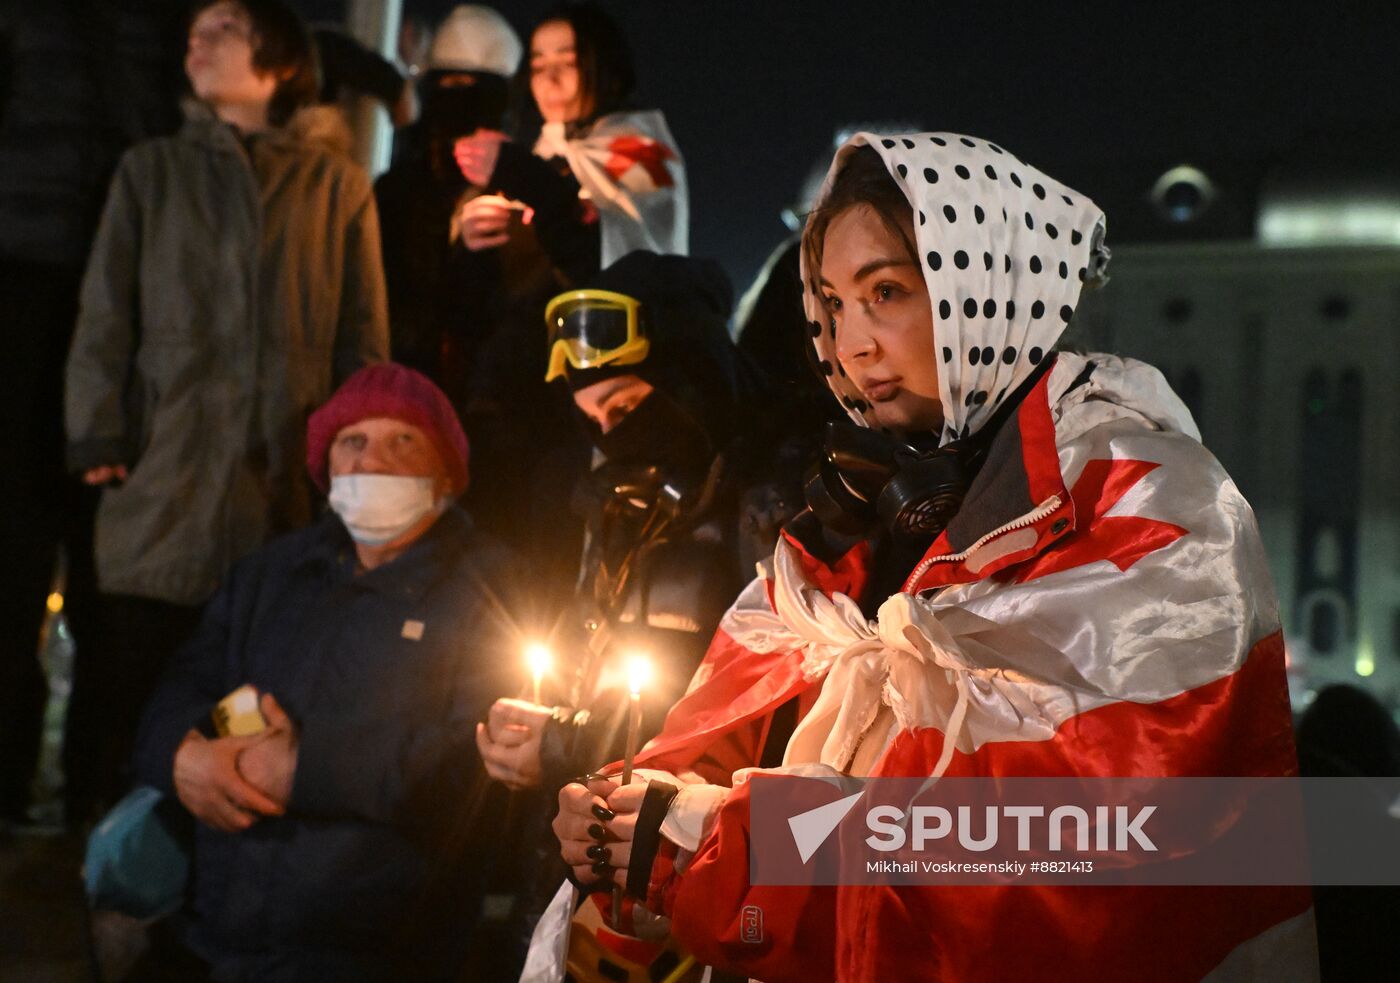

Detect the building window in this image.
[1293,367,1362,654]
[1163,297,1193,324]
[1320,294,1351,321]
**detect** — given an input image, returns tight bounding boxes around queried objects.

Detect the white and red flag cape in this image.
[534,109,688,266]
[521,131,1316,982]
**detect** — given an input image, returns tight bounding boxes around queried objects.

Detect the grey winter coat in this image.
[65,105,389,605]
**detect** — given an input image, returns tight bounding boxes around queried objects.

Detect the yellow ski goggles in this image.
[544,288,650,382]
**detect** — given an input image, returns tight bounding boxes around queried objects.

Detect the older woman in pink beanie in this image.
[306,362,471,569]
[133,362,521,981]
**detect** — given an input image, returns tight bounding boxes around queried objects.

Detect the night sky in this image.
[314,0,1400,292]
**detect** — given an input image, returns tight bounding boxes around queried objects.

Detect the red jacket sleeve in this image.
[654,778,837,983]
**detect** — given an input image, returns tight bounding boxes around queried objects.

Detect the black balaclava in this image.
[419,70,511,184]
[562,251,760,490]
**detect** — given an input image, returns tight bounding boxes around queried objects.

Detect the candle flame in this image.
[627,654,652,696]
[525,643,552,677]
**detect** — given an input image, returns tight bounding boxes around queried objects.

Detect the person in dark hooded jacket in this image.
[135,363,519,982]
[473,250,798,973]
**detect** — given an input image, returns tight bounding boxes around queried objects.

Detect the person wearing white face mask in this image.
[133,362,523,981]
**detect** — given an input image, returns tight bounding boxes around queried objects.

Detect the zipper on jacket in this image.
[902,494,1063,592]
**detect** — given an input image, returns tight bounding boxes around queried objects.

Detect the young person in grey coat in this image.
[63,0,389,816]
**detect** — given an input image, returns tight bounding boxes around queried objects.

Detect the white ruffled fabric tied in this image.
[772,542,976,780]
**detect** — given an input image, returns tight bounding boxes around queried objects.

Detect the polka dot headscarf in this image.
[801,132,1108,444]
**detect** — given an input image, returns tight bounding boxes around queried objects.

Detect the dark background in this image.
[306,0,1400,290]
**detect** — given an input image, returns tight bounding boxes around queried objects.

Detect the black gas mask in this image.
[803,357,1054,544]
[803,423,983,544]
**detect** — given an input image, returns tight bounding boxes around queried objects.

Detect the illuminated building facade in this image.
[1074,175,1400,711]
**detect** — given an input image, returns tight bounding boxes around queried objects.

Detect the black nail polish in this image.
[587,844,610,861]
[587,822,607,840]
[592,803,615,822]
[591,859,611,875]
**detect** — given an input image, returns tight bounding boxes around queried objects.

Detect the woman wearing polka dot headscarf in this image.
[534,135,1316,983]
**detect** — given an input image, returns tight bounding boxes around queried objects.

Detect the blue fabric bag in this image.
[84,785,191,919]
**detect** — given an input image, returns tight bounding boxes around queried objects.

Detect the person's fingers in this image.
[259,692,291,731]
[477,730,537,787]
[223,769,284,816]
[582,776,619,800]
[561,837,607,866]
[465,196,512,214]
[465,230,509,251]
[464,221,508,244]
[485,701,519,740]
[198,805,231,833]
[478,742,520,785]
[584,781,619,808]
[480,746,512,776]
[226,730,275,751]
[476,727,520,761]
[469,194,512,208]
[226,809,254,833]
[501,742,537,775]
[607,811,638,845]
[490,696,531,720]
[211,793,254,833]
[465,211,509,233]
[553,789,612,842]
[605,783,649,814]
[224,805,254,833]
[571,862,603,886]
[491,723,533,749]
[492,699,549,729]
[559,781,596,809]
[482,758,513,784]
[475,724,511,768]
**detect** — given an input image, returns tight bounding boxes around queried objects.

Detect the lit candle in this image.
[525,643,552,705]
[621,655,651,786]
[613,654,652,925]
